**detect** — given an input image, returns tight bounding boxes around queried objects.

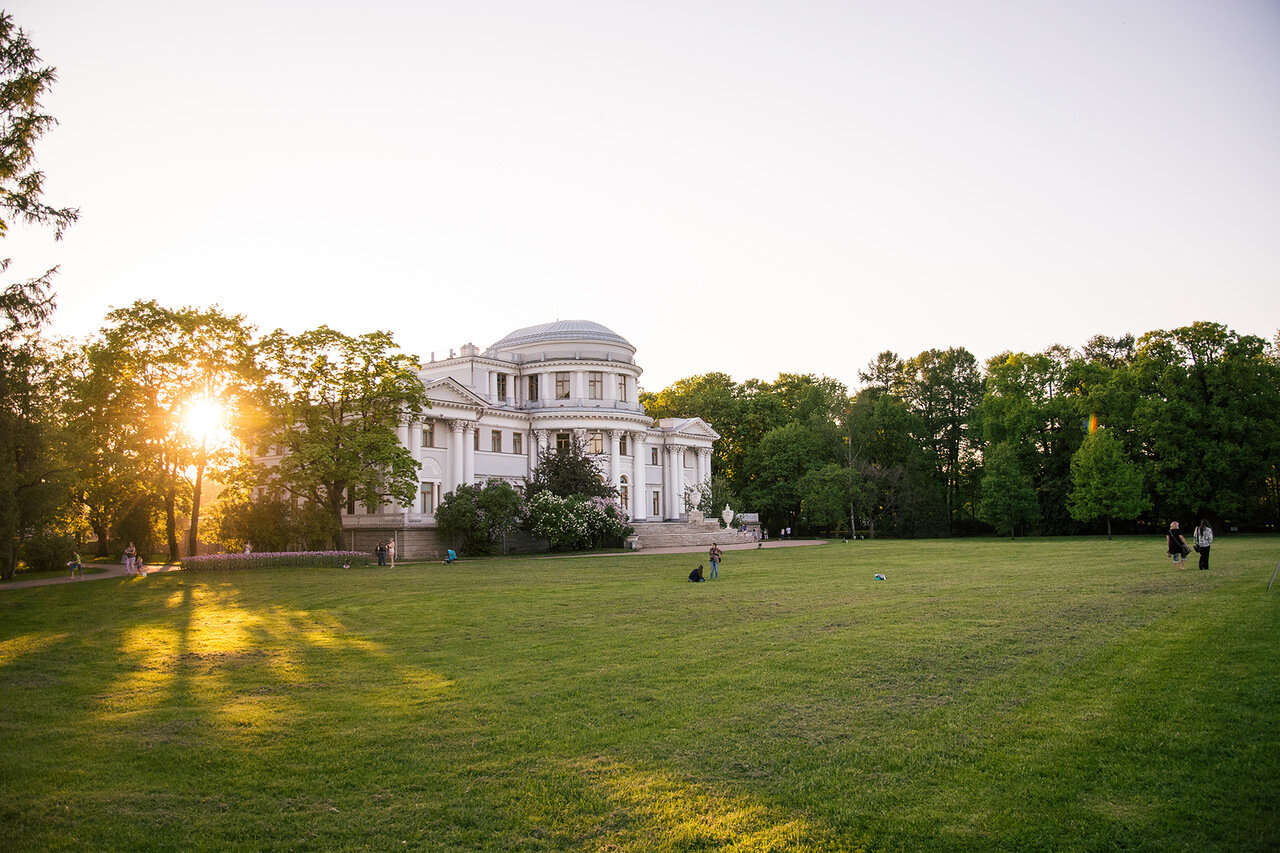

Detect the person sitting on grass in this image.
[442,549,457,564]
[688,564,705,582]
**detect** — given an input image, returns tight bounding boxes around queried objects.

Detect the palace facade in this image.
[338,320,718,554]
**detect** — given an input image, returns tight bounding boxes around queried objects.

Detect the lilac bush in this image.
[181,550,371,571]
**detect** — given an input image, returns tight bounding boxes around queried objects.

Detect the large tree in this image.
[1067,428,1149,539]
[0,13,77,578]
[1130,322,1280,524]
[977,441,1039,539]
[90,302,256,560]
[251,326,428,548]
[901,347,983,533]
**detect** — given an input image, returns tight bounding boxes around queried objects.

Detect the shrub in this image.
[21,531,77,574]
[181,551,370,571]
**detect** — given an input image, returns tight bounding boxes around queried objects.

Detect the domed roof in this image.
[490,320,634,352]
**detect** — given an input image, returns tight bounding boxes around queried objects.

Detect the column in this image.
[631,433,646,520]
[448,420,464,493]
[462,422,476,485]
[607,429,621,486]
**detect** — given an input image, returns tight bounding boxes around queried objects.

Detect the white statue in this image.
[721,504,735,528]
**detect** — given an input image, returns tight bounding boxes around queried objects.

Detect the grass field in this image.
[1,537,1277,852]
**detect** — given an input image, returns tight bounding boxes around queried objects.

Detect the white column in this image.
[448,420,464,493]
[631,433,646,520]
[662,445,675,519]
[463,422,476,485]
[607,429,621,486]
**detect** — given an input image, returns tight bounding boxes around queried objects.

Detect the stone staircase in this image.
[627,518,745,550]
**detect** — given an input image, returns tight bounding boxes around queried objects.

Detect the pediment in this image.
[423,377,487,409]
[657,417,721,440]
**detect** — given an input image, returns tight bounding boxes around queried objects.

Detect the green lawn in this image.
[2,537,1277,851]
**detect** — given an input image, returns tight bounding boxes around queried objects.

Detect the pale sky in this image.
[6,0,1279,392]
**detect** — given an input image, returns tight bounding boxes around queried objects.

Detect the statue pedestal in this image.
[687,510,704,523]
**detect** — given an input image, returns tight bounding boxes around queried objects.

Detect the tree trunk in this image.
[188,446,206,559]
[92,521,110,557]
[1106,516,1113,540]
[165,482,179,562]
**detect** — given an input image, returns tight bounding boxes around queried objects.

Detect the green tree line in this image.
[641,327,1280,540]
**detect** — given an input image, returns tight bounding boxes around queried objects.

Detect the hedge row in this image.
[180,551,371,571]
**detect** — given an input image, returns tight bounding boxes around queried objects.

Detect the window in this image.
[366,496,379,514]
[527,375,539,401]
[474,430,480,451]
[421,422,434,447]
[491,430,502,452]
[617,375,627,402]
[421,485,434,515]
[620,476,629,509]
[650,447,659,466]
[588,431,604,455]
[555,372,570,399]
[588,371,603,400]
[619,434,628,456]
[496,373,508,401]
[347,490,356,515]
[513,432,523,454]
[652,491,661,517]
[556,432,571,452]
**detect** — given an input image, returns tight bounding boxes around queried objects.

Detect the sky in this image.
[5,0,1279,393]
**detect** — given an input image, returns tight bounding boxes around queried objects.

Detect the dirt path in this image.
[2,562,183,590]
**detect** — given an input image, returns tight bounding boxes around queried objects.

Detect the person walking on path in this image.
[123,542,137,575]
[1167,522,1189,567]
[1193,519,1213,570]
[708,544,722,580]
[68,551,83,579]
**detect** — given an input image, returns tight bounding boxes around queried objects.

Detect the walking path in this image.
[1,562,183,590]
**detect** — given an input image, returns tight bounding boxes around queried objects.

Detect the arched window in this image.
[619,475,629,509]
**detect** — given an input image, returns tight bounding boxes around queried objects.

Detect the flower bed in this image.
[180,551,371,571]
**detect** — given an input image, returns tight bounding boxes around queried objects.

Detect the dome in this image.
[490,320,634,353]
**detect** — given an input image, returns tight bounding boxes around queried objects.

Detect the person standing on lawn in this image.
[1193,519,1213,570]
[708,543,722,580]
[1167,522,1189,567]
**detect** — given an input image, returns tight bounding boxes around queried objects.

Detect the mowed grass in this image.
[1,538,1277,852]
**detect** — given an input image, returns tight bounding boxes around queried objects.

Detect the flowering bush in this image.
[181,550,370,571]
[523,492,632,551]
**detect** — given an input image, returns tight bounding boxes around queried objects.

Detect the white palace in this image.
[339,320,720,556]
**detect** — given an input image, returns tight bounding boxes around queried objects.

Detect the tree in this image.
[1067,428,1149,538]
[0,14,77,579]
[981,346,1084,534]
[1131,323,1280,525]
[901,347,983,533]
[799,462,869,536]
[0,13,78,240]
[741,420,828,533]
[251,326,429,549]
[0,275,67,578]
[436,480,524,555]
[977,442,1039,539]
[57,340,150,556]
[91,302,257,560]
[524,435,616,501]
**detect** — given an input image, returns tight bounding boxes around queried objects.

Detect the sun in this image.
[181,395,225,443]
